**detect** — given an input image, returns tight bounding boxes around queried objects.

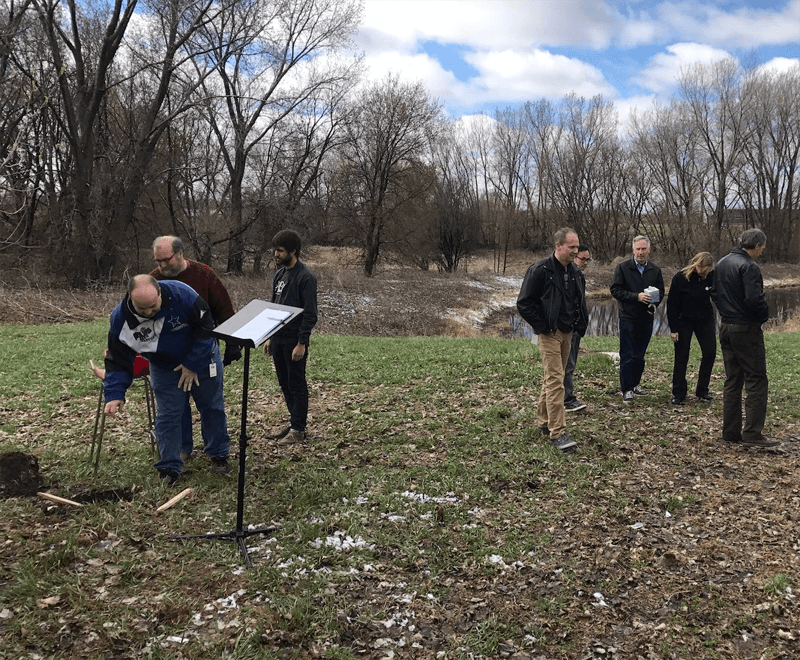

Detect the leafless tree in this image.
[678,58,752,248]
[193,0,362,274]
[630,102,709,260]
[333,74,443,276]
[429,125,480,272]
[734,65,800,261]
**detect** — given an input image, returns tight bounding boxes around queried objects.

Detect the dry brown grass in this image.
[1,248,797,336]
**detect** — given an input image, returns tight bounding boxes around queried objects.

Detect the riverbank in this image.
[0,248,797,335]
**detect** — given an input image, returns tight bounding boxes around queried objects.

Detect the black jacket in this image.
[517,254,589,337]
[270,260,318,344]
[610,256,665,322]
[666,270,715,331]
[712,248,769,326]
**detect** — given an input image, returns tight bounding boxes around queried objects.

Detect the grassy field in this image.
[1,321,799,659]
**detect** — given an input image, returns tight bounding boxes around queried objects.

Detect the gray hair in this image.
[152,235,185,253]
[554,227,577,246]
[739,228,766,250]
[632,235,650,249]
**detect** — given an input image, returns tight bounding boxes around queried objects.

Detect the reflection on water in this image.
[508,286,800,339]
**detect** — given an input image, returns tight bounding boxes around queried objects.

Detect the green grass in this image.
[1,321,799,658]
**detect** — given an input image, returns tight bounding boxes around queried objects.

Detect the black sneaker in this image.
[210,455,231,475]
[564,399,587,412]
[538,425,550,436]
[622,390,635,403]
[158,469,179,485]
[696,393,714,402]
[632,386,647,396]
[670,396,684,405]
[550,433,577,451]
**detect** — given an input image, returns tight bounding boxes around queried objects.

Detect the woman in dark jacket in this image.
[667,252,717,405]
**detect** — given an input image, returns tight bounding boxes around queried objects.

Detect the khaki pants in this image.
[537,330,573,438]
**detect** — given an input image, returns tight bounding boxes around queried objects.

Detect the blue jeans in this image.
[149,344,230,474]
[180,340,224,453]
[619,317,653,392]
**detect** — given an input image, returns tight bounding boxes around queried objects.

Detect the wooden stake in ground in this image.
[156,487,193,513]
[38,492,83,507]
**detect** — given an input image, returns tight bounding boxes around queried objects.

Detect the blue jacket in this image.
[103,280,215,403]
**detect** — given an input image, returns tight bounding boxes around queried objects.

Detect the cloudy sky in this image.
[352,0,800,121]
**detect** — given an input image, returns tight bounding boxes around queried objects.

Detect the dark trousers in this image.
[619,318,653,392]
[719,324,767,443]
[272,341,309,432]
[671,317,716,399]
[563,331,582,404]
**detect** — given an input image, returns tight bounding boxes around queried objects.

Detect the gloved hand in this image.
[222,344,242,366]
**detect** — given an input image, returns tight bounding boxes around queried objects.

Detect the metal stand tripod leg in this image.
[171,346,275,567]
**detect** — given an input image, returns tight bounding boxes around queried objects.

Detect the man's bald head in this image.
[129,275,162,318]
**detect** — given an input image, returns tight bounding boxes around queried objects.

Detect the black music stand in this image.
[172,300,303,567]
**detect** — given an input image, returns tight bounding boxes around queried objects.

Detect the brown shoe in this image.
[277,429,305,446]
[741,436,780,448]
[271,425,291,440]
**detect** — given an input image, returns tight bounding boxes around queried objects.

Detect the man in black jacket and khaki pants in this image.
[517,228,589,451]
[712,228,778,448]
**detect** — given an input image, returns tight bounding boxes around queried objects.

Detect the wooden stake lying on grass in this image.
[38,492,83,507]
[156,487,193,513]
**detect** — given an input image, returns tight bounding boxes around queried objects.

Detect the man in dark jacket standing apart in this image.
[712,228,777,448]
[611,235,665,403]
[517,228,588,451]
[264,230,318,446]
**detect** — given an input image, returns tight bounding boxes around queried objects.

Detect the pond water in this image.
[508,286,800,339]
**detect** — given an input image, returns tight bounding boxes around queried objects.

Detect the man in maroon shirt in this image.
[150,236,240,466]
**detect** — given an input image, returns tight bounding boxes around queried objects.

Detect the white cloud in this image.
[359,47,616,113]
[656,0,800,48]
[465,49,616,102]
[357,0,620,52]
[757,57,800,76]
[633,42,732,95]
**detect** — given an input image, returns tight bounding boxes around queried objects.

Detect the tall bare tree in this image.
[194,0,362,274]
[333,74,443,276]
[679,58,751,247]
[735,65,800,260]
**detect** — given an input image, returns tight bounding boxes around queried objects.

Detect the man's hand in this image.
[638,292,652,303]
[223,344,242,366]
[174,364,199,391]
[90,359,106,380]
[292,343,306,361]
[105,400,124,416]
[263,339,272,356]
[670,332,679,343]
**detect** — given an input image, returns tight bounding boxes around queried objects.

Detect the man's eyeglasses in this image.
[154,252,176,265]
[576,256,592,263]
